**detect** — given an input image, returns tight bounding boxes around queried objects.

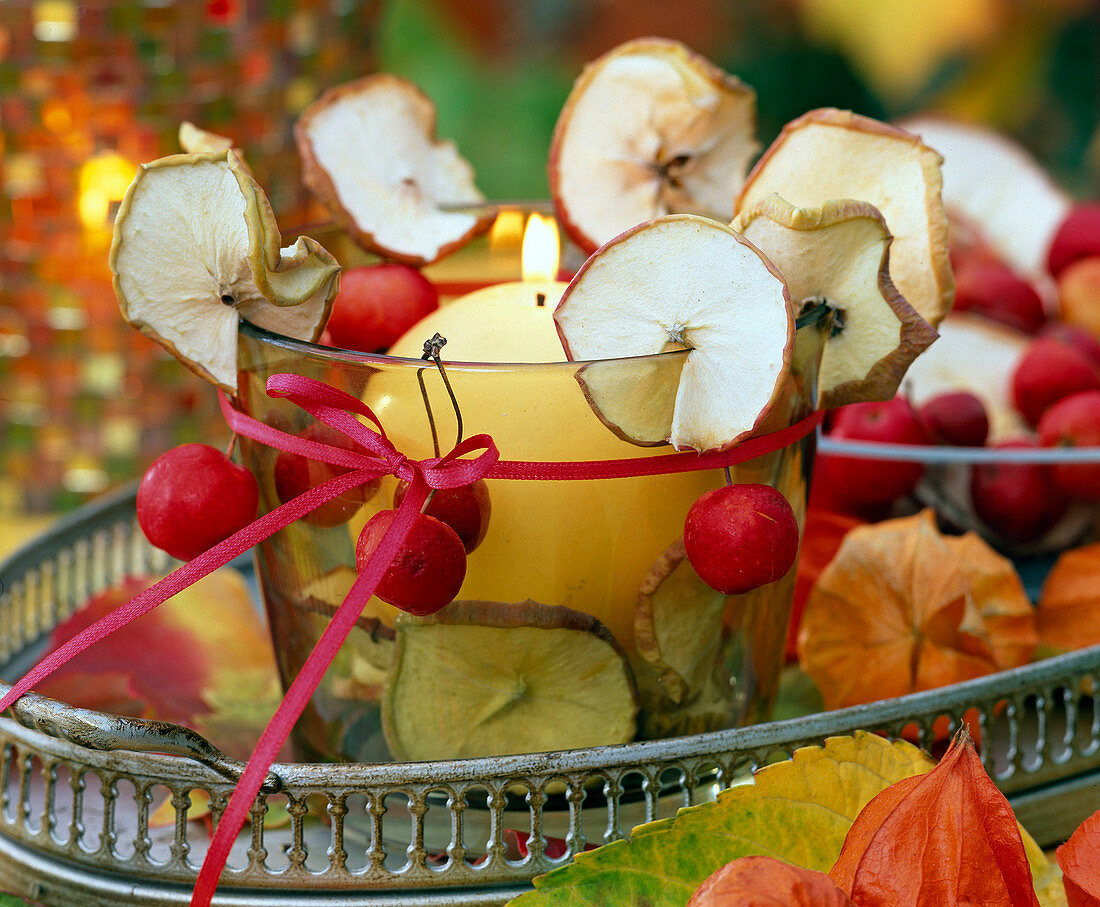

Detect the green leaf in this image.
[508,732,934,907]
[0,893,40,906]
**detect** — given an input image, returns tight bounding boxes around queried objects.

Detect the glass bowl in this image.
[815,434,1100,562]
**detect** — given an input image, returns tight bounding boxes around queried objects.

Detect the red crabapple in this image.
[137,443,259,561]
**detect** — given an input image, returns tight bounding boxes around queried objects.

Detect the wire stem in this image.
[421,332,463,448]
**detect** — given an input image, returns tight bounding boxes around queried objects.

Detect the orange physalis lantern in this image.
[830,730,1040,906]
[689,855,854,906]
[798,509,1037,710]
[1037,541,1100,653]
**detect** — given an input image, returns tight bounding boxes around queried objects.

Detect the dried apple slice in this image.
[636,538,728,704]
[550,37,759,255]
[733,195,937,408]
[574,351,686,446]
[295,74,491,266]
[736,108,953,329]
[297,565,402,638]
[640,677,729,739]
[554,214,792,452]
[902,312,1029,443]
[898,113,1071,278]
[111,150,339,393]
[381,600,637,761]
[179,121,235,155]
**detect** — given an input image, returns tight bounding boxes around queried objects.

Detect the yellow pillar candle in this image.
[357,281,720,653]
[387,280,568,363]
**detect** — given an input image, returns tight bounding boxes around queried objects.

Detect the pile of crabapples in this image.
[813,201,1100,545]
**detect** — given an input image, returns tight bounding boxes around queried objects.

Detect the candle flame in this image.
[521,213,560,282]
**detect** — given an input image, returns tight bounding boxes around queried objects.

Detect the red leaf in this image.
[34,670,150,719]
[40,575,210,724]
[688,855,855,905]
[1058,808,1100,905]
[35,570,283,759]
[830,731,1039,906]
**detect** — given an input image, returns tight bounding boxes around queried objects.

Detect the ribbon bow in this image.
[0,372,822,907]
[0,373,499,906]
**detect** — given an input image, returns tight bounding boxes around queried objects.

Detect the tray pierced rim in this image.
[0,481,1096,789]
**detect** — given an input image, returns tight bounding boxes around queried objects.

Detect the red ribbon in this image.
[0,373,822,906]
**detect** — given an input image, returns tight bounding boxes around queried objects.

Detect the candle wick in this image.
[536,292,546,308]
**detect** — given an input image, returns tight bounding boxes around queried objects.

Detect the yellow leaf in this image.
[509,732,933,906]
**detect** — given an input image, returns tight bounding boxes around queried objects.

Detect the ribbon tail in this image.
[190,477,430,907]
[0,468,377,716]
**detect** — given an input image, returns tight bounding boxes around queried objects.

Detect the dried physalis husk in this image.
[798,509,1036,710]
[830,730,1042,907]
[1037,541,1100,654]
[1057,806,1100,905]
[689,856,854,906]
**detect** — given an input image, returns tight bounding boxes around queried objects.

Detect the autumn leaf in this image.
[1037,542,1100,655]
[798,510,1036,710]
[36,569,285,760]
[831,731,1040,906]
[688,855,854,905]
[507,732,934,906]
[1058,807,1100,906]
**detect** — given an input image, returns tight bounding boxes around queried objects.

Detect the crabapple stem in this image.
[224,432,239,460]
[723,465,733,486]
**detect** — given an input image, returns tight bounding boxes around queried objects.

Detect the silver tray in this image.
[0,484,1097,906]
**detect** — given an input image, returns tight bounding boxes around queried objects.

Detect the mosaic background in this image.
[0,0,382,515]
[0,0,1096,520]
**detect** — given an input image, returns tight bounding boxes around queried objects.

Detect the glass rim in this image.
[819,432,1100,464]
[271,202,702,369]
[239,318,694,370]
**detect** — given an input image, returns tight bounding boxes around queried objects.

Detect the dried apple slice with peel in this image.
[636,538,728,704]
[554,214,792,452]
[295,73,491,266]
[898,113,1071,278]
[178,121,235,155]
[733,195,937,408]
[574,350,686,446]
[550,37,759,254]
[297,565,402,637]
[902,312,1029,443]
[111,150,339,393]
[641,684,729,739]
[736,108,953,330]
[381,600,637,761]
